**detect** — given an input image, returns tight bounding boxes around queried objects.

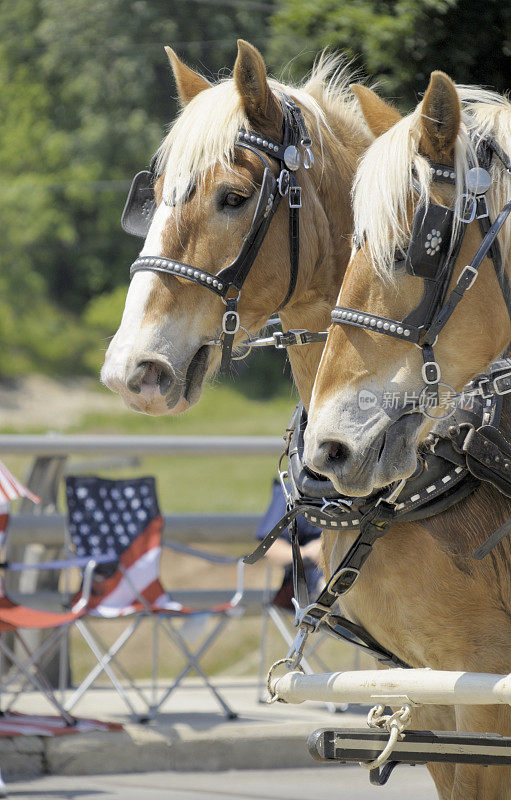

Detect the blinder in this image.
[405,202,454,279]
[121,170,156,238]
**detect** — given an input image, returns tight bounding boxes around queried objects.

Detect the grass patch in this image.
[72,383,298,436]
[3,383,299,513]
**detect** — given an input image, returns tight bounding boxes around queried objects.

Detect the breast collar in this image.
[330,139,511,408]
[126,95,314,374]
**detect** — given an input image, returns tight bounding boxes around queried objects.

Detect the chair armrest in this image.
[1,554,118,614]
[229,558,245,609]
[2,553,117,572]
[163,540,240,565]
[71,559,101,613]
[162,542,246,608]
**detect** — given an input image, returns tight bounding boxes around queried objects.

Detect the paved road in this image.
[9,766,436,799]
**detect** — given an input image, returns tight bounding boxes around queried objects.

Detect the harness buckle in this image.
[493,372,511,395]
[274,329,307,348]
[278,170,290,196]
[293,329,308,345]
[326,567,360,596]
[476,377,493,399]
[289,186,302,209]
[422,360,441,384]
[457,264,478,291]
[475,195,489,219]
[273,331,286,349]
[222,309,240,335]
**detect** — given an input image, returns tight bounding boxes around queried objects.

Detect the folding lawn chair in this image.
[64,475,245,720]
[0,461,103,725]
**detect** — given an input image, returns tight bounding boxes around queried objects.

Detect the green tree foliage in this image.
[0,0,272,377]
[1,0,509,385]
[269,0,510,107]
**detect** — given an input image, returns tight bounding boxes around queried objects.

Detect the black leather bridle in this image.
[121,95,315,374]
[330,141,511,408]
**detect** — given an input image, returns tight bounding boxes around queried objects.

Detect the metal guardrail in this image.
[9,512,261,545]
[0,434,283,457]
[3,434,282,544]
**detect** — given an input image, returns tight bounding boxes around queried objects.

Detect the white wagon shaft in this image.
[269,668,511,707]
[268,668,511,785]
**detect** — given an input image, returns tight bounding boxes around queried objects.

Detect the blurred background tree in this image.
[270,0,510,107]
[0,0,508,389]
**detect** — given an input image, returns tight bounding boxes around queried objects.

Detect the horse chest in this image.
[326,524,476,668]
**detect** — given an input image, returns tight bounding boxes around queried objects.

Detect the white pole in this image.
[270,669,511,707]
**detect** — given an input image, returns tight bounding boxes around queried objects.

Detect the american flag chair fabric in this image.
[64,475,244,720]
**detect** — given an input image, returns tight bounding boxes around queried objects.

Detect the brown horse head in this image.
[102,43,368,414]
[305,72,511,496]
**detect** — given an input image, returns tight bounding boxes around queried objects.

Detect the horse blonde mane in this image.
[156,53,365,213]
[352,86,511,280]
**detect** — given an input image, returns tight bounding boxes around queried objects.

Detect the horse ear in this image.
[420,71,460,160]
[165,47,211,106]
[350,84,402,137]
[233,40,282,138]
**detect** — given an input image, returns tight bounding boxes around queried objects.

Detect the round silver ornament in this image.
[466,167,491,195]
[283,145,301,171]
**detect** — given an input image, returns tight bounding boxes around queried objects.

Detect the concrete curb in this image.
[2,721,352,779]
[0,735,45,780]
[4,682,366,779]
[45,723,327,776]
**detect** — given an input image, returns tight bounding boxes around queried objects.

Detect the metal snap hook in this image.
[303,146,314,169]
[232,326,253,361]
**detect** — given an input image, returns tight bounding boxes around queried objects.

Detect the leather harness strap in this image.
[423,200,511,347]
[472,518,511,560]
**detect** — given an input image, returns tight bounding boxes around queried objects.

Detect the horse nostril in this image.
[307,438,352,476]
[157,365,175,396]
[127,360,175,396]
[126,363,145,394]
[326,440,351,464]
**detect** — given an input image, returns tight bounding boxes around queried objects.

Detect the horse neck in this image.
[279,119,369,408]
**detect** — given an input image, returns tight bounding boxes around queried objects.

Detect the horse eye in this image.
[223,192,246,208]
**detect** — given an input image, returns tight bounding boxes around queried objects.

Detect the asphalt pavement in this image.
[8,766,436,800]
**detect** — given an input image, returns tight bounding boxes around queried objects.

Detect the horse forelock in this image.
[154,54,365,224]
[352,86,511,282]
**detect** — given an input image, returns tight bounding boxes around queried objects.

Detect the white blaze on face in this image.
[101,202,173,384]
